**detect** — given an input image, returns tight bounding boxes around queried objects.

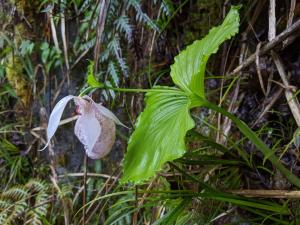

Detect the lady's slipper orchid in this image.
[42,95,125,159]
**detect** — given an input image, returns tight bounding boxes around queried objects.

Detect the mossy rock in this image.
[6,56,32,108]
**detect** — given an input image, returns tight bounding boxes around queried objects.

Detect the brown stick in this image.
[231,18,300,75]
[49,5,60,51]
[255,42,267,96]
[287,0,296,28]
[251,87,283,128]
[58,172,118,180]
[283,0,297,47]
[93,0,110,74]
[84,172,121,224]
[82,155,88,225]
[227,189,300,199]
[272,52,300,126]
[268,0,276,41]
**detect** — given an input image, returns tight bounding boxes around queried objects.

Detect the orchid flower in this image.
[42,95,125,159]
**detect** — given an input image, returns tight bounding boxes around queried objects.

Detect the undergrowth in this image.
[0,0,300,224]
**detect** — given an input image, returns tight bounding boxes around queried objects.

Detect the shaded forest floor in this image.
[1,0,300,224]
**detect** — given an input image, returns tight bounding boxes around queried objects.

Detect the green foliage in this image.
[86,61,103,88]
[2,1,300,224]
[127,0,160,32]
[0,139,30,186]
[152,199,190,225]
[40,42,62,74]
[122,3,300,189]
[203,100,300,188]
[108,61,120,87]
[122,6,240,183]
[105,193,134,225]
[0,179,50,225]
[74,0,168,92]
[170,5,240,97]
[122,87,195,182]
[114,16,133,42]
[19,40,35,56]
[107,36,128,77]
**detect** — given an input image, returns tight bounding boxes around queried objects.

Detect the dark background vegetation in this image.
[1,0,300,224]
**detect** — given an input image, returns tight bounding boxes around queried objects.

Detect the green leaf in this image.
[202,99,300,188]
[122,87,196,183]
[122,7,240,183]
[87,73,103,88]
[19,40,35,56]
[152,199,190,225]
[170,6,240,97]
[86,61,104,88]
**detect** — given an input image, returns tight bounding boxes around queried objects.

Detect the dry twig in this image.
[255,42,267,96]
[252,87,283,128]
[58,172,118,180]
[60,1,70,85]
[93,0,110,74]
[268,0,276,41]
[231,18,300,75]
[272,52,300,126]
[49,5,60,51]
[284,0,296,46]
[228,189,300,199]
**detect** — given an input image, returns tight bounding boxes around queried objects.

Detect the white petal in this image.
[41,95,76,150]
[87,114,116,159]
[94,103,127,127]
[81,95,127,128]
[74,110,101,156]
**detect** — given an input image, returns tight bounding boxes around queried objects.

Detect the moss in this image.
[14,23,27,44]
[4,0,41,109]
[6,56,31,108]
[15,0,41,24]
[0,0,13,28]
[183,0,223,45]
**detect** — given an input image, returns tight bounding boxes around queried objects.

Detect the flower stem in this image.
[79,85,183,96]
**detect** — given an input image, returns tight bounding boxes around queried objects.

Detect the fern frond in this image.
[79,0,93,12]
[2,201,27,225]
[59,183,73,199]
[104,80,116,99]
[100,47,111,62]
[26,193,49,225]
[160,0,174,16]
[0,179,50,225]
[2,187,28,200]
[108,36,128,77]
[0,212,7,224]
[0,199,11,209]
[108,61,120,86]
[25,179,50,225]
[114,16,133,42]
[26,179,48,192]
[79,37,96,52]
[127,0,160,32]
[108,0,120,16]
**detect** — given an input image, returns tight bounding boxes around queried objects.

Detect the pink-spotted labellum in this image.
[42,95,125,159]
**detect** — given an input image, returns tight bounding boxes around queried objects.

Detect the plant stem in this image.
[83,155,87,225]
[202,99,300,188]
[79,86,183,96]
[108,87,150,93]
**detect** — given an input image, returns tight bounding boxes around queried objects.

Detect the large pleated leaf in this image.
[170,6,240,97]
[121,7,240,183]
[122,87,195,183]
